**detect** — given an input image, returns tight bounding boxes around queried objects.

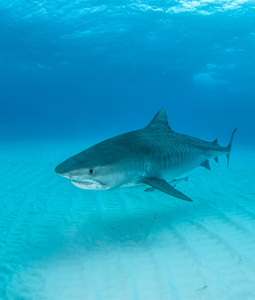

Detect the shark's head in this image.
[55,141,135,190]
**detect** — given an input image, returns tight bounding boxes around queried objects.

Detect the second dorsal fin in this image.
[201,160,211,170]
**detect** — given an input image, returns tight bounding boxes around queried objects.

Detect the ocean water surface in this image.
[1,1,255,299]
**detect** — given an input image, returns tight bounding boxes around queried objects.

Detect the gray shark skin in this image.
[55,109,237,202]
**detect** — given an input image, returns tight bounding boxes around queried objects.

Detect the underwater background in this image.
[1,1,255,299]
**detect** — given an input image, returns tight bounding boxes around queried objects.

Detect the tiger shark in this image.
[55,109,237,202]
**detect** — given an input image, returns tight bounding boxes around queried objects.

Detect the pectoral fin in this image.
[142,177,193,202]
[144,176,189,192]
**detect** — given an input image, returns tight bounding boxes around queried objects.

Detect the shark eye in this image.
[88,169,94,175]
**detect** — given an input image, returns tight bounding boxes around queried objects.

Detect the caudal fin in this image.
[226,128,238,168]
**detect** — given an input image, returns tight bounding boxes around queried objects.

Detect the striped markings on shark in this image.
[55,109,237,202]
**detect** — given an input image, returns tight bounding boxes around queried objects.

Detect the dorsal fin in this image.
[212,139,218,145]
[147,109,172,131]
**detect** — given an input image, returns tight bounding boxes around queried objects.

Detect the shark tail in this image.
[226,128,238,168]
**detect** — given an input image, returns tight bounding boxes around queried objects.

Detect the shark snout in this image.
[55,164,79,182]
[55,163,66,175]
[55,160,86,181]
[55,161,74,176]
[55,153,85,176]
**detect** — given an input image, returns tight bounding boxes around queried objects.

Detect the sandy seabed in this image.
[0,140,255,300]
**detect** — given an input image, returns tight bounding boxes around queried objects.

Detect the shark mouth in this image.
[57,173,107,190]
[72,181,92,185]
[71,180,104,190]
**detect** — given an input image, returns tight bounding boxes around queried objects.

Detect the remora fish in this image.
[55,109,237,202]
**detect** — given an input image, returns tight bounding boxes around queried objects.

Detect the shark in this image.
[55,109,237,202]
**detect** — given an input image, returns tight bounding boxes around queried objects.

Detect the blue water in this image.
[1,1,255,144]
[1,1,255,299]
